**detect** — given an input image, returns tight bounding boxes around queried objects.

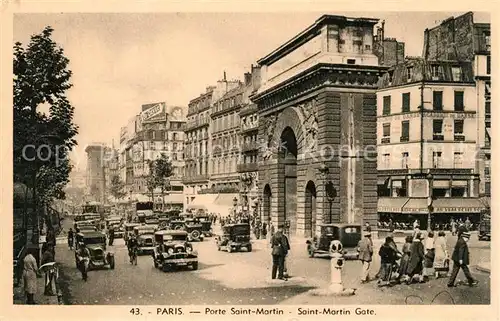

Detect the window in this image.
[485,182,491,196]
[433,91,443,110]
[486,101,491,115]
[173,133,177,141]
[383,153,390,168]
[402,93,410,112]
[453,152,463,168]
[401,121,410,142]
[454,91,464,111]
[487,56,491,75]
[433,119,444,140]
[451,67,462,81]
[407,66,413,81]
[382,123,391,143]
[402,152,409,168]
[347,59,356,64]
[485,32,491,50]
[454,119,464,134]
[173,143,177,151]
[172,153,177,161]
[383,96,391,115]
[431,64,440,78]
[432,151,442,168]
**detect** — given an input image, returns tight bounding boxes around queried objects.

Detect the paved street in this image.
[55,218,490,305]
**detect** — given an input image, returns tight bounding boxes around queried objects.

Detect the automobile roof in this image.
[154,230,188,236]
[77,231,105,238]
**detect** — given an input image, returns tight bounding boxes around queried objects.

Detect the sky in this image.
[13,12,490,171]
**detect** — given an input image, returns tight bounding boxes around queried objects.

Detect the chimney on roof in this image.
[381,20,385,40]
[244,72,252,85]
[223,71,227,81]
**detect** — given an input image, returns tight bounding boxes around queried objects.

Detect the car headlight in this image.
[167,248,174,255]
[186,246,192,253]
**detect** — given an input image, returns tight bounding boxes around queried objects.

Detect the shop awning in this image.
[377,197,409,213]
[377,177,389,185]
[480,197,491,208]
[402,198,429,214]
[432,198,485,214]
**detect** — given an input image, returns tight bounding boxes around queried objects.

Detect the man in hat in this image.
[447,231,478,287]
[357,230,373,283]
[270,225,289,280]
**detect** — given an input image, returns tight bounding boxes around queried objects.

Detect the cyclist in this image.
[127,234,138,264]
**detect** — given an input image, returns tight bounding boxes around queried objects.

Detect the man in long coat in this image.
[270,226,289,280]
[23,249,38,304]
[357,231,373,283]
[447,232,478,287]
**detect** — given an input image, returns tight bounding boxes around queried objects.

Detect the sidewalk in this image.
[13,274,59,305]
[476,262,491,273]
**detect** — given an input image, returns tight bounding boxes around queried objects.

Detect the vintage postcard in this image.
[1,2,497,321]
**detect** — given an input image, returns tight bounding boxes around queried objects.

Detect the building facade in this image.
[251,15,386,237]
[376,59,485,228]
[237,66,262,213]
[373,20,405,67]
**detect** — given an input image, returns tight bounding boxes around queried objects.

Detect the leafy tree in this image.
[13,26,78,225]
[109,175,126,200]
[152,153,174,210]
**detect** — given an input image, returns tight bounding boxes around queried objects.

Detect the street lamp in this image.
[233,196,238,219]
[427,173,434,231]
[318,163,330,224]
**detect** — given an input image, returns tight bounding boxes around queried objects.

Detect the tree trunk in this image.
[161,187,165,212]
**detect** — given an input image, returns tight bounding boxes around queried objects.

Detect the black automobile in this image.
[152,230,198,272]
[195,216,213,237]
[134,225,156,254]
[306,224,361,259]
[184,218,204,242]
[216,223,252,252]
[75,231,115,270]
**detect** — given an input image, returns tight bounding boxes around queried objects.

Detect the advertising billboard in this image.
[141,102,167,124]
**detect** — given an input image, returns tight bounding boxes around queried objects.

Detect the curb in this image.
[475,264,491,274]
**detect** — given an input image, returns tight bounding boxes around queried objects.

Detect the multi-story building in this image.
[421,11,491,207]
[376,58,485,228]
[183,77,241,206]
[373,20,405,67]
[237,66,261,212]
[103,146,119,203]
[85,143,106,203]
[210,81,243,192]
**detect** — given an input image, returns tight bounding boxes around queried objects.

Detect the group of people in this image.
[357,227,478,288]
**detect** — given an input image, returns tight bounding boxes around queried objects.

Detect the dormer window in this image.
[388,71,394,83]
[431,65,440,79]
[451,66,462,81]
[407,67,413,81]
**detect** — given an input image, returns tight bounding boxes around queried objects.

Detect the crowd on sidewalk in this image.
[357,225,479,288]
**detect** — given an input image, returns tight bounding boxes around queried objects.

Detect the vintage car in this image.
[184,218,204,242]
[216,223,252,252]
[77,221,98,233]
[306,224,361,259]
[168,219,185,230]
[75,231,115,270]
[123,222,140,242]
[145,217,159,225]
[134,225,156,254]
[105,216,122,229]
[195,216,213,237]
[152,230,198,272]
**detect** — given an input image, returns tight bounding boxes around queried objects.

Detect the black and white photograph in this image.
[6,5,494,315]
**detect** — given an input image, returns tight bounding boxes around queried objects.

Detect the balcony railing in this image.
[454,134,465,142]
[237,163,258,172]
[185,118,210,131]
[241,122,259,133]
[432,134,444,141]
[381,137,390,144]
[400,136,409,142]
[182,174,210,184]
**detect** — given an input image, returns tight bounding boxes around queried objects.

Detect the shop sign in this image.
[434,207,483,213]
[402,207,427,213]
[377,206,401,212]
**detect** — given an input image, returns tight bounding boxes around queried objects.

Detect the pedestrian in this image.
[22,248,39,304]
[41,245,55,296]
[108,226,115,246]
[406,233,425,284]
[67,228,74,250]
[357,231,373,283]
[377,236,399,286]
[261,222,268,240]
[451,219,457,236]
[364,222,372,233]
[465,217,471,231]
[269,223,275,238]
[423,231,435,280]
[434,231,449,279]
[270,226,288,280]
[447,232,478,287]
[397,236,413,283]
[76,243,90,281]
[282,230,291,278]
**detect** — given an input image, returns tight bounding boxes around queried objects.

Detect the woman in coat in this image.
[433,231,449,278]
[423,231,435,279]
[23,249,38,304]
[397,236,413,283]
[406,233,425,284]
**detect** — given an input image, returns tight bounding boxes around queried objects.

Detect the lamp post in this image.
[258,195,262,222]
[233,196,238,220]
[318,163,330,224]
[427,173,434,231]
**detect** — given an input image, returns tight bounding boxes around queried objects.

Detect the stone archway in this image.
[279,127,298,235]
[263,184,271,223]
[304,181,317,238]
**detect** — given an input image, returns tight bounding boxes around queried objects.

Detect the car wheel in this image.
[247,245,252,252]
[191,230,201,240]
[109,256,115,270]
[192,262,198,270]
[162,264,170,272]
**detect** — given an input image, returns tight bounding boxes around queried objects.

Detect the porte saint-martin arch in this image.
[250,15,387,237]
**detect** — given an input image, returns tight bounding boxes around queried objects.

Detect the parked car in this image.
[134,225,156,254]
[75,231,115,270]
[306,224,361,259]
[216,223,252,253]
[152,230,198,272]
